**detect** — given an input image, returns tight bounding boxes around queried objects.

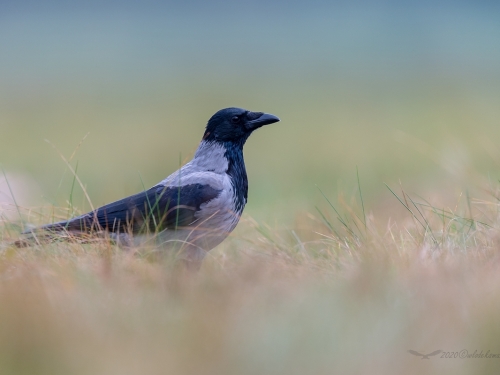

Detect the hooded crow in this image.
[21,108,280,267]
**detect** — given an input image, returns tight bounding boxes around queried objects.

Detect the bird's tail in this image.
[11,220,94,248]
[11,224,66,248]
[22,220,69,235]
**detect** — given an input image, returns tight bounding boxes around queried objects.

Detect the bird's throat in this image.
[223,141,248,213]
[194,140,248,213]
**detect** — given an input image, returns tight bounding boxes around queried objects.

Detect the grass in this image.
[1,72,500,375]
[1,180,500,375]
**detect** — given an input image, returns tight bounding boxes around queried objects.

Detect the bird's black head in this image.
[202,107,280,144]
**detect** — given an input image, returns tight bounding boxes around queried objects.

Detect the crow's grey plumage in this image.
[21,107,280,267]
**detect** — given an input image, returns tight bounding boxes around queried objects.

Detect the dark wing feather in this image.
[39,183,221,234]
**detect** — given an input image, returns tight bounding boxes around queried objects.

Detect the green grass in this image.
[2,76,500,224]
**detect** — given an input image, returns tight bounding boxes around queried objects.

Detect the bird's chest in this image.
[196,177,243,231]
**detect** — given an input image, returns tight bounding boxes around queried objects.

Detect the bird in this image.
[407,350,442,359]
[18,107,280,269]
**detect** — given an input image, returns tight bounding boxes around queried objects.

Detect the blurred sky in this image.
[1,1,500,221]
[2,1,500,89]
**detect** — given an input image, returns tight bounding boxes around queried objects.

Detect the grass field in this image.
[2,3,500,374]
[2,71,500,375]
[2,171,500,374]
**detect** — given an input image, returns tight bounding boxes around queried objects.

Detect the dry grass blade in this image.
[45,139,95,212]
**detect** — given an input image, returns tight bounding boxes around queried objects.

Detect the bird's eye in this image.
[231,116,240,124]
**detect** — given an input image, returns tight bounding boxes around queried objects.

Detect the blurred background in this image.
[1,0,500,224]
[3,3,500,375]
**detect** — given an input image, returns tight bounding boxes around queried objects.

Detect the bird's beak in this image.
[245,113,280,131]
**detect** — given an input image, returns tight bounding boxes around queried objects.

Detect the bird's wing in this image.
[38,183,222,234]
[426,350,442,357]
[407,350,423,356]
